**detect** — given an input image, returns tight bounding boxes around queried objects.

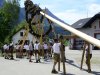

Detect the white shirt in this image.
[10,42,13,46]
[34,43,39,50]
[53,43,61,54]
[16,45,20,50]
[3,44,8,50]
[43,44,48,50]
[24,45,29,51]
[29,44,33,51]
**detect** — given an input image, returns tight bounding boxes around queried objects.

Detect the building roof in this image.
[72,18,91,28]
[72,12,100,29]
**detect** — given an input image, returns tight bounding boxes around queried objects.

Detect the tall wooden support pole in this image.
[80,42,86,69]
[58,58,60,71]
[60,36,66,75]
[20,25,29,58]
[87,43,91,72]
[39,8,46,58]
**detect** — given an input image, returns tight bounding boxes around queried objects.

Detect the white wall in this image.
[79,19,100,37]
[12,29,37,45]
[72,19,100,49]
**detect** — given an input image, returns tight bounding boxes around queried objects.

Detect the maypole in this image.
[24,0,100,74]
[40,11,100,48]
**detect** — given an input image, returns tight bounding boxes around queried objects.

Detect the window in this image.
[94,33,100,40]
[25,40,30,45]
[20,32,23,36]
[94,26,96,29]
[18,40,23,44]
[99,20,100,28]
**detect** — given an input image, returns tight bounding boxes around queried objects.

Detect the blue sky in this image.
[20,0,100,25]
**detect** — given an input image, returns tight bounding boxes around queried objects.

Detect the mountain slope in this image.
[0,0,4,7]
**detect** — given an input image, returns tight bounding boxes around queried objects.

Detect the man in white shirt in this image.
[24,43,29,59]
[15,43,21,58]
[34,41,40,63]
[9,42,14,60]
[43,42,48,60]
[3,43,9,59]
[51,39,61,74]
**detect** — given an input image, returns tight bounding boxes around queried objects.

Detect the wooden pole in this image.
[58,56,60,71]
[20,25,29,57]
[87,43,91,72]
[40,11,100,48]
[60,36,66,74]
[80,42,86,69]
[40,8,46,58]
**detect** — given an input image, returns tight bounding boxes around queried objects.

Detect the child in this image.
[51,39,61,74]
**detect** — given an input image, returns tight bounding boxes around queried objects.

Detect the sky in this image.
[20,0,100,25]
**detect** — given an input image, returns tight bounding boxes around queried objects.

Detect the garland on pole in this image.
[24,0,52,37]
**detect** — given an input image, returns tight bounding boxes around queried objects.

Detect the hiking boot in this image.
[10,58,14,60]
[38,59,41,63]
[29,60,33,62]
[36,60,38,63]
[51,69,58,74]
[88,69,91,73]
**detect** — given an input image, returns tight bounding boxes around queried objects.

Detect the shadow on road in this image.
[91,71,100,75]
[65,59,80,69]
[65,59,100,75]
[58,72,75,75]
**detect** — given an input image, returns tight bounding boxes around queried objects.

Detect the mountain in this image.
[42,8,70,35]
[18,8,69,25]
[45,8,69,25]
[18,7,25,22]
[0,0,4,7]
[0,0,70,36]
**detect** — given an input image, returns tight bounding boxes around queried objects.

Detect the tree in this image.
[4,20,27,43]
[0,0,20,44]
[2,0,20,28]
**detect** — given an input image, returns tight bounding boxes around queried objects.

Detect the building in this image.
[71,13,100,50]
[12,29,37,45]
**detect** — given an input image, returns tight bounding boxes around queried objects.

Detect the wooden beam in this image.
[80,42,86,69]
[63,35,78,39]
[60,36,66,74]
[40,11,100,48]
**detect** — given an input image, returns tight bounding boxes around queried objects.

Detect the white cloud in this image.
[87,3,100,16]
[40,4,57,9]
[53,3,100,25]
[20,0,100,25]
[54,9,87,25]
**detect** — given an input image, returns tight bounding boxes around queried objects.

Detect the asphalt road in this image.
[0,49,100,75]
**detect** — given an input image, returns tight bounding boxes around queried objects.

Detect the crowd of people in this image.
[0,38,70,74]
[2,40,54,62]
[0,38,93,74]
[2,42,14,60]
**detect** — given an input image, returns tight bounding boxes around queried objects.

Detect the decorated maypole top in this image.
[24,0,52,37]
[24,0,42,23]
